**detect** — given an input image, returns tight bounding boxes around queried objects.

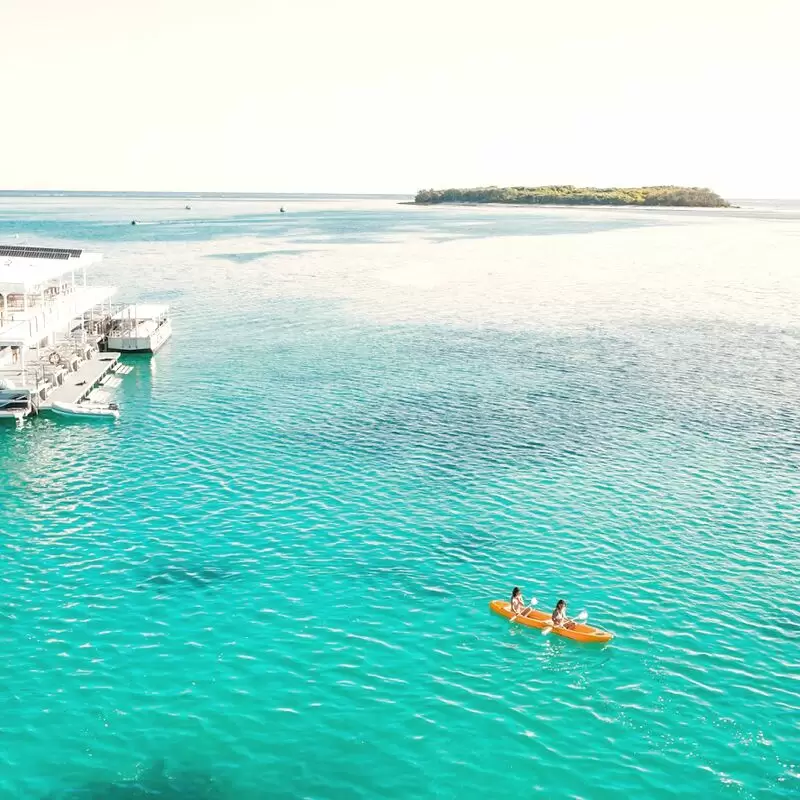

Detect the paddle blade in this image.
[541,626,553,636]
[575,610,588,622]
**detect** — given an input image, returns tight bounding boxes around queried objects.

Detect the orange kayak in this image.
[489,600,613,643]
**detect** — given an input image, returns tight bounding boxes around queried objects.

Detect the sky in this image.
[0,0,798,196]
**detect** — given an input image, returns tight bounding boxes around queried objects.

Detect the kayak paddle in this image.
[541,609,588,636]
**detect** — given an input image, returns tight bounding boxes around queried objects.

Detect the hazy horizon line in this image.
[0,189,413,199]
[1,189,799,202]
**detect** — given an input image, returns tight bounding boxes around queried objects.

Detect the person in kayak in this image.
[551,599,576,629]
[510,586,534,617]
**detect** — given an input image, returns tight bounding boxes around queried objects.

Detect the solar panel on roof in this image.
[0,245,82,260]
[0,248,69,260]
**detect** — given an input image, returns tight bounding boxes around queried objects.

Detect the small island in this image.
[414,185,730,208]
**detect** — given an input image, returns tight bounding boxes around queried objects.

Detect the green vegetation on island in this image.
[414,185,730,207]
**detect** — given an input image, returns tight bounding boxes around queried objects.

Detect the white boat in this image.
[106,304,172,354]
[51,400,120,419]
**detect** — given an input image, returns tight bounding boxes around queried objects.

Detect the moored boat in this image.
[51,400,120,420]
[106,304,172,354]
[489,599,613,643]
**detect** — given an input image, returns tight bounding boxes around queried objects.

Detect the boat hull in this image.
[489,600,613,643]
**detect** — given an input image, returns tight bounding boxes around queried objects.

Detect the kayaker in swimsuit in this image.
[552,599,576,629]
[510,586,534,617]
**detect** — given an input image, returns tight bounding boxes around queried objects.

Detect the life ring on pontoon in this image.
[48,352,60,365]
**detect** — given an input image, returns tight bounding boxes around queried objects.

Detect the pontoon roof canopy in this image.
[0,246,102,293]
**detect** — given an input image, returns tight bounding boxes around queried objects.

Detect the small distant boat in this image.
[279,206,285,213]
[185,204,191,210]
[51,401,120,420]
[131,220,137,226]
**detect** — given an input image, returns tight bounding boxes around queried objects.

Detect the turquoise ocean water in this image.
[0,195,798,798]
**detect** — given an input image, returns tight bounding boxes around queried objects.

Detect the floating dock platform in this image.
[38,353,121,410]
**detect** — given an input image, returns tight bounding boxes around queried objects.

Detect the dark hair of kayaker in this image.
[556,599,566,610]
[511,586,521,598]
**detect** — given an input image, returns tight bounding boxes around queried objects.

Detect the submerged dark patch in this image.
[44,759,229,799]
[138,563,241,590]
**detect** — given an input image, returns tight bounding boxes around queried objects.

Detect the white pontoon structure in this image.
[0,244,173,427]
[0,245,119,426]
[106,303,172,354]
